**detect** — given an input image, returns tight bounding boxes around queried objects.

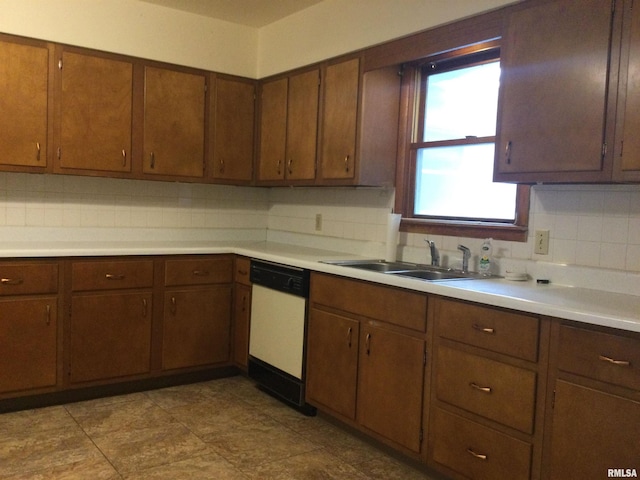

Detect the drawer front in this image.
[234,256,251,286]
[72,260,154,291]
[430,408,532,480]
[0,263,58,295]
[165,256,233,286]
[436,346,537,433]
[434,297,539,362]
[311,273,427,331]
[558,325,640,391]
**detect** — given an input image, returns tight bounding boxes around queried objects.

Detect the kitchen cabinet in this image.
[257,69,319,183]
[142,64,206,179]
[0,35,53,172]
[55,46,133,175]
[162,256,232,370]
[614,0,640,181]
[544,322,640,480]
[428,297,549,480]
[67,259,154,384]
[0,262,58,396]
[232,256,251,370]
[318,58,400,186]
[307,272,427,455]
[494,0,621,183]
[209,75,256,183]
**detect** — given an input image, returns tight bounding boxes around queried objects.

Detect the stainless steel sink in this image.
[321,259,489,281]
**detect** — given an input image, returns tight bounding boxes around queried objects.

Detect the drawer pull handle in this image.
[105,274,125,280]
[598,355,631,367]
[1,278,24,285]
[472,324,495,334]
[467,448,488,460]
[470,382,492,393]
[192,270,210,276]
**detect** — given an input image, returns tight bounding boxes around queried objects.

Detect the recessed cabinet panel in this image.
[143,66,205,178]
[58,50,133,173]
[286,69,319,181]
[258,78,288,181]
[0,38,50,169]
[495,0,615,182]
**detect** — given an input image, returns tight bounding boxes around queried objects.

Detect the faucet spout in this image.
[425,239,440,266]
[457,244,471,273]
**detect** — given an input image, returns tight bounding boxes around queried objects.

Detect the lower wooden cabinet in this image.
[232,256,251,369]
[0,298,57,393]
[307,272,427,455]
[69,292,152,383]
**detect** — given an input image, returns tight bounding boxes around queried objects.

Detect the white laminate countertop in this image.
[3,240,639,334]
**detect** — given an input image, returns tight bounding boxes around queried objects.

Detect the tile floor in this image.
[0,375,442,479]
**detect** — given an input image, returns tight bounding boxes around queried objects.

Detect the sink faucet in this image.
[425,239,440,266]
[458,244,471,273]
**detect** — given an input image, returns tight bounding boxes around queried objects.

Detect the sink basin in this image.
[321,259,489,281]
[320,259,423,273]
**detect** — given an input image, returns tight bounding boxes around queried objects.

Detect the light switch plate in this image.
[535,230,550,255]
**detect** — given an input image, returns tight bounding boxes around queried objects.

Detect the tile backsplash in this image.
[1,173,639,293]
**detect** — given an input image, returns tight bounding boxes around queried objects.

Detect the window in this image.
[396,42,529,241]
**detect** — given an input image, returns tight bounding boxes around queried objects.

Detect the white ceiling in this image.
[138,0,324,27]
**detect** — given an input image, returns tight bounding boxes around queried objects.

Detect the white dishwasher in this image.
[248,259,316,415]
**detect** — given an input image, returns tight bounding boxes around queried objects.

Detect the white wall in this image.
[0,0,257,76]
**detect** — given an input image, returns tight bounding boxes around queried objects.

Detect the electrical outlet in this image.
[535,230,550,255]
[315,213,322,232]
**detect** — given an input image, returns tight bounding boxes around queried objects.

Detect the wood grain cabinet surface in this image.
[0,35,53,172]
[232,256,251,370]
[0,261,58,396]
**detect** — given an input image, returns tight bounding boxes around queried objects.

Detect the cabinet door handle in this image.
[1,278,24,285]
[105,273,125,280]
[365,333,371,355]
[45,304,51,326]
[469,382,492,394]
[276,159,282,175]
[347,327,352,347]
[344,155,350,172]
[598,355,631,367]
[242,295,247,312]
[467,448,488,460]
[122,149,127,167]
[219,158,225,173]
[36,142,41,161]
[288,158,293,175]
[505,140,512,164]
[150,152,155,169]
[472,323,495,334]
[170,296,176,315]
[142,298,148,317]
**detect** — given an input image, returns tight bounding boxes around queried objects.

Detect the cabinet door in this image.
[358,324,425,452]
[70,292,152,383]
[258,78,287,182]
[320,58,358,180]
[0,298,57,393]
[615,1,640,181]
[306,308,359,420]
[232,283,251,369]
[549,380,640,480]
[286,69,319,181]
[0,37,51,169]
[211,76,255,182]
[494,0,615,182]
[163,286,231,370]
[143,66,205,178]
[58,50,132,173]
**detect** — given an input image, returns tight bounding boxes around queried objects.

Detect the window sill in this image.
[401,218,528,242]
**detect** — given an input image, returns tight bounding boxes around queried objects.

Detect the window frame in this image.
[394,40,529,242]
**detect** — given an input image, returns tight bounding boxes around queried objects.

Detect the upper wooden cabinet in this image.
[209,75,256,183]
[0,35,53,172]
[257,68,320,184]
[494,0,622,183]
[142,65,206,179]
[55,47,133,174]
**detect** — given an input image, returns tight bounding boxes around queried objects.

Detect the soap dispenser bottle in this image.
[479,238,492,275]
